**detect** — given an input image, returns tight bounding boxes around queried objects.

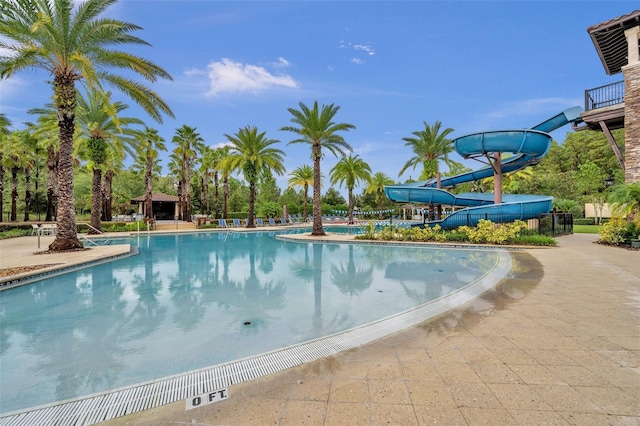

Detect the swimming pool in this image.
[0,231,507,414]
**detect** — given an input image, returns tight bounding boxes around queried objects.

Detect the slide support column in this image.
[493,152,502,204]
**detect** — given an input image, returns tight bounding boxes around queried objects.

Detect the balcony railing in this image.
[585,80,624,111]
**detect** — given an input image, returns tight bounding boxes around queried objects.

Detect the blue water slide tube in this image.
[383,106,583,229]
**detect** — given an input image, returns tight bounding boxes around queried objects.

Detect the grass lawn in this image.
[573,224,601,234]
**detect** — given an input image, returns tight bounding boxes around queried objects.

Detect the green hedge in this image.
[574,218,595,225]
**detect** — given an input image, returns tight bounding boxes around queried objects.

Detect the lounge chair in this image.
[232,218,242,227]
[217,218,229,228]
[280,217,288,225]
[268,218,277,226]
[256,217,264,226]
[40,224,57,235]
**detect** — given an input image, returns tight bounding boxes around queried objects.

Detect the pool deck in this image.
[1,231,638,425]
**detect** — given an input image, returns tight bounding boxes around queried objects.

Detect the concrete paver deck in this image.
[1,231,638,425]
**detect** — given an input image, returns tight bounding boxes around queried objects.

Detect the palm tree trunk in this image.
[223,175,229,218]
[303,184,308,220]
[247,181,256,228]
[347,188,354,224]
[312,145,325,236]
[145,155,153,220]
[185,166,192,221]
[89,168,102,234]
[10,167,18,221]
[214,172,219,218]
[102,170,113,221]
[23,166,31,221]
[50,75,83,250]
[46,145,57,222]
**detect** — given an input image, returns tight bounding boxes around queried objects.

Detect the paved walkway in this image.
[1,232,638,425]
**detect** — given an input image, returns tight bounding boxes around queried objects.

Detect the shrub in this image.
[598,218,627,245]
[457,219,528,244]
[574,218,595,225]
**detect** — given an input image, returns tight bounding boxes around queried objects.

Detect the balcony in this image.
[580,80,625,131]
[585,80,624,111]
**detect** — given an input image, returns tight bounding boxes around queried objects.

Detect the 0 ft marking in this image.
[186,388,229,410]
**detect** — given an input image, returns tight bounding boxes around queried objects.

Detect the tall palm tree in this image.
[222,126,285,228]
[219,146,232,219]
[2,131,32,221]
[281,101,355,236]
[28,104,61,221]
[288,164,317,221]
[76,89,142,233]
[0,0,174,250]
[137,127,166,222]
[199,146,221,218]
[330,154,372,224]
[0,114,11,221]
[366,171,394,219]
[399,121,461,181]
[172,125,204,221]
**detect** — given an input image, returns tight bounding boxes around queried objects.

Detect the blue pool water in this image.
[0,231,502,413]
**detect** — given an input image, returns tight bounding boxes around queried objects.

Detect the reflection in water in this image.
[0,233,504,413]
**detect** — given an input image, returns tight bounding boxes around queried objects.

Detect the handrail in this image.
[76,222,112,245]
[584,80,624,111]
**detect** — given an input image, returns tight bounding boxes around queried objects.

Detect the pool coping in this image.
[0,241,512,425]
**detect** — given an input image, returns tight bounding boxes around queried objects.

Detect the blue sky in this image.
[0,1,632,196]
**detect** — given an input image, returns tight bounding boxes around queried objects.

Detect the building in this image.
[579,10,640,183]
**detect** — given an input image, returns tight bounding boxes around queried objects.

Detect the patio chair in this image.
[40,224,57,235]
[217,218,229,229]
[256,217,265,226]
[280,217,288,225]
[31,224,40,236]
[268,217,277,226]
[232,218,242,227]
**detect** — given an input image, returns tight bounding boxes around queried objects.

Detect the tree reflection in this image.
[330,245,373,296]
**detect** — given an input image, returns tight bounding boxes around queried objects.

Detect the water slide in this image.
[383,106,583,229]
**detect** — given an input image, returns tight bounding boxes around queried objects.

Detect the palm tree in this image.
[0,0,174,250]
[288,164,317,221]
[138,127,166,221]
[2,131,32,221]
[28,104,61,221]
[330,155,371,224]
[399,121,461,181]
[216,146,231,218]
[281,101,355,236]
[172,125,204,221]
[222,126,285,228]
[366,171,394,219]
[608,183,640,226]
[0,114,11,221]
[199,146,224,218]
[75,89,142,233]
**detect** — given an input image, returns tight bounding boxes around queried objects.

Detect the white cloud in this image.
[353,44,375,56]
[269,57,291,68]
[202,58,298,96]
[351,58,364,65]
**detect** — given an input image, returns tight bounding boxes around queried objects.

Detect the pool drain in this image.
[243,321,251,326]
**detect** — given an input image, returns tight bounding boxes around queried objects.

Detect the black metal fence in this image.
[536,212,573,236]
[585,80,624,111]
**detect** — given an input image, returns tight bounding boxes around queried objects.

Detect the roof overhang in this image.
[588,10,640,75]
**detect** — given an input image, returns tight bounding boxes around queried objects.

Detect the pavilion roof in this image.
[131,193,179,202]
